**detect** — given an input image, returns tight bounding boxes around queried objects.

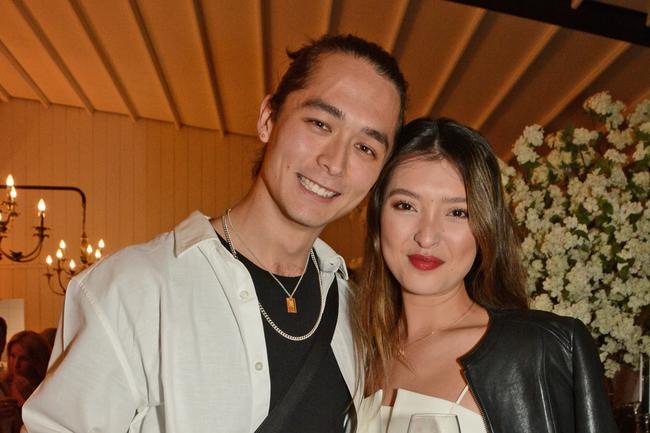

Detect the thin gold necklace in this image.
[398,301,475,358]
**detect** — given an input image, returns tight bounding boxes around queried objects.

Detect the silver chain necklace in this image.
[221,209,325,341]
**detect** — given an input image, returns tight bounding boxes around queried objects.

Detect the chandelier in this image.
[0,174,105,295]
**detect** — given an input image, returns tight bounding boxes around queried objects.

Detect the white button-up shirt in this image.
[23,211,360,432]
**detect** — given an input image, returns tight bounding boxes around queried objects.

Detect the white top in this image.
[22,211,359,433]
[358,387,487,433]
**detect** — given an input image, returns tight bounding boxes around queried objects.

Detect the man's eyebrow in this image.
[302,98,389,148]
[302,98,343,119]
[362,127,388,149]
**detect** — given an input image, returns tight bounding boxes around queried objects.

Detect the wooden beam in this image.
[538,41,630,127]
[0,81,9,102]
[13,0,94,114]
[474,25,559,130]
[326,0,342,34]
[68,0,138,121]
[0,39,50,107]
[386,0,412,53]
[128,0,182,129]
[257,0,271,96]
[424,8,486,116]
[191,0,225,135]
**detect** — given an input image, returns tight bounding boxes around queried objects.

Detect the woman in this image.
[0,331,51,433]
[353,118,617,433]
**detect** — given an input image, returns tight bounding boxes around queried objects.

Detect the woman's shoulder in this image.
[488,308,586,349]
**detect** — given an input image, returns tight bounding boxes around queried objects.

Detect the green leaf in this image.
[598,198,614,215]
[561,125,575,144]
[619,266,630,280]
[575,229,589,239]
[576,205,591,225]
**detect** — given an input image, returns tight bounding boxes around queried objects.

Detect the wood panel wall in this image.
[0,99,366,333]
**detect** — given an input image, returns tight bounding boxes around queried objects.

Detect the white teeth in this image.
[299,176,337,198]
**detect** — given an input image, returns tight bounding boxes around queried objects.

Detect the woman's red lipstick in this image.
[408,254,444,271]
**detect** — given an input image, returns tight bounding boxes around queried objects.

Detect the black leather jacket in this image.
[460,309,618,433]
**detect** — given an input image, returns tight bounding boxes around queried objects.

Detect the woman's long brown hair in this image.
[352,118,528,394]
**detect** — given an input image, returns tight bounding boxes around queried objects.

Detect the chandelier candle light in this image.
[0,175,49,262]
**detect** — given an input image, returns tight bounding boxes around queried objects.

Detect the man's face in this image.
[257,53,401,231]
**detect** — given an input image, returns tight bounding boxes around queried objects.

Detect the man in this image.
[23,34,406,432]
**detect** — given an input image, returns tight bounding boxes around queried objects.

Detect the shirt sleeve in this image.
[22,276,146,432]
[572,318,619,433]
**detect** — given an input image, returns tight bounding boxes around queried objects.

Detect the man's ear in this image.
[257,95,274,144]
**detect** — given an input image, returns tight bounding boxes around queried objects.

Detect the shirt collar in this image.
[173,211,349,280]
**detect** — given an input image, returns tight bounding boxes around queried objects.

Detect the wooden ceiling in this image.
[0,0,648,157]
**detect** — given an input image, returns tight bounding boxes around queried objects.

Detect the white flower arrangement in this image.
[501,92,650,377]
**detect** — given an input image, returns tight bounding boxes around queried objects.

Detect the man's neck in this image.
[214,189,323,277]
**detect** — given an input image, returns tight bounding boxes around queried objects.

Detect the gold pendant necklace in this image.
[398,301,475,358]
[223,209,310,313]
[220,210,325,342]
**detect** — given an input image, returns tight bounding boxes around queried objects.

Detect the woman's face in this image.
[380,158,477,298]
[8,343,33,378]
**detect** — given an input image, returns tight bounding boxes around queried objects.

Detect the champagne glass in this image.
[407,413,461,433]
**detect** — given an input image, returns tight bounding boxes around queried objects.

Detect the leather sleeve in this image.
[572,318,619,433]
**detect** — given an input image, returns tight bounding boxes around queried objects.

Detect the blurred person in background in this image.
[0,331,50,433]
[0,317,12,433]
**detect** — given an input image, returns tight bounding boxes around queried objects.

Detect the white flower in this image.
[546,255,569,276]
[610,166,628,188]
[584,92,614,115]
[603,359,620,378]
[573,128,599,146]
[566,263,591,299]
[567,178,583,197]
[628,99,650,127]
[604,149,627,164]
[523,125,544,147]
[513,138,538,165]
[547,149,562,168]
[633,141,648,161]
[531,293,554,311]
[632,172,649,189]
[521,235,536,257]
[542,276,564,298]
[614,223,634,243]
[584,91,625,129]
[499,160,516,185]
[606,129,633,150]
[531,165,549,185]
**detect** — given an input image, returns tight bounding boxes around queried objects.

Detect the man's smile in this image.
[298,174,340,199]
